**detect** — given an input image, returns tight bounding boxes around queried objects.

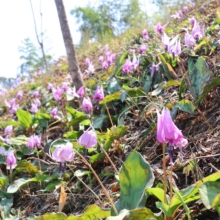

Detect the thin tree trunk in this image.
[54,0,84,91]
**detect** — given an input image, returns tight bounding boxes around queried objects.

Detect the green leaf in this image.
[63,131,83,139]
[93,115,107,129]
[35,213,67,220]
[187,57,212,100]
[0,176,9,189]
[112,152,155,215]
[162,80,181,89]
[0,198,13,218]
[146,188,169,203]
[174,100,195,114]
[16,161,39,175]
[67,204,110,220]
[66,105,89,126]
[143,75,152,93]
[7,178,36,193]
[16,109,32,128]
[199,181,220,209]
[122,85,145,97]
[99,91,121,104]
[74,170,92,177]
[44,180,63,191]
[10,135,29,146]
[195,77,220,105]
[1,120,20,127]
[107,77,121,94]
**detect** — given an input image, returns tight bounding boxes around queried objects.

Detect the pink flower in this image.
[139,45,147,54]
[189,17,196,26]
[150,62,160,77]
[27,134,41,149]
[162,33,170,50]
[183,6,188,13]
[52,142,74,163]
[62,82,69,92]
[82,97,93,112]
[10,104,19,114]
[78,130,97,149]
[4,125,13,136]
[77,86,85,97]
[30,104,38,113]
[102,44,109,52]
[50,107,58,118]
[6,151,17,173]
[48,83,54,91]
[190,1,196,8]
[86,64,95,75]
[102,61,109,70]
[142,29,149,40]
[85,58,91,66]
[53,87,64,102]
[157,108,187,164]
[157,108,183,144]
[34,99,41,107]
[191,21,205,40]
[16,90,23,100]
[156,22,167,35]
[98,56,104,63]
[122,57,133,74]
[184,33,196,48]
[93,86,104,102]
[32,91,39,98]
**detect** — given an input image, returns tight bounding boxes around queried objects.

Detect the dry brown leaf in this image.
[58,184,67,212]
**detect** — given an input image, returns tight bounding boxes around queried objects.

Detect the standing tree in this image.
[54,0,84,91]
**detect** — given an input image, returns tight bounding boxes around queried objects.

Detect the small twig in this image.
[104,101,114,127]
[74,150,118,215]
[28,156,58,165]
[97,139,119,174]
[196,153,220,159]
[76,176,104,206]
[208,163,219,172]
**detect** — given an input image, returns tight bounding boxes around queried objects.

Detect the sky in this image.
[0,0,157,79]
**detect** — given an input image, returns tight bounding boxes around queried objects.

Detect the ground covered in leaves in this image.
[0,1,220,219]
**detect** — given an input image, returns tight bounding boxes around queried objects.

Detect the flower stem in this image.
[170,164,173,201]
[74,150,118,215]
[162,143,167,220]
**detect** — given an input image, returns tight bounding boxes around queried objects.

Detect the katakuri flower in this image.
[50,107,58,118]
[156,108,188,164]
[139,45,147,54]
[150,62,160,77]
[77,86,85,97]
[16,90,23,100]
[32,91,39,98]
[93,86,104,102]
[183,6,188,13]
[52,142,74,174]
[142,29,149,41]
[156,22,167,35]
[4,125,13,136]
[82,97,93,112]
[30,104,38,113]
[189,17,196,26]
[6,151,17,173]
[78,130,97,149]
[27,134,41,149]
[184,32,196,48]
[191,21,205,40]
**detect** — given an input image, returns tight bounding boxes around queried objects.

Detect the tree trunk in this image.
[54,0,83,91]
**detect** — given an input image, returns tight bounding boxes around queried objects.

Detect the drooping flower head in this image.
[52,142,75,174]
[6,151,17,173]
[78,130,97,149]
[82,97,93,112]
[27,134,41,149]
[122,57,133,74]
[183,6,188,13]
[85,58,91,66]
[156,108,188,163]
[50,107,58,118]
[150,62,160,77]
[139,45,147,54]
[93,86,104,102]
[191,21,205,40]
[156,22,167,35]
[77,86,85,97]
[142,29,149,41]
[34,99,41,107]
[189,17,196,26]
[62,82,69,92]
[162,33,170,50]
[32,91,39,98]
[30,103,38,113]
[184,33,196,48]
[4,125,13,136]
[190,1,196,8]
[16,90,23,100]
[52,87,64,102]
